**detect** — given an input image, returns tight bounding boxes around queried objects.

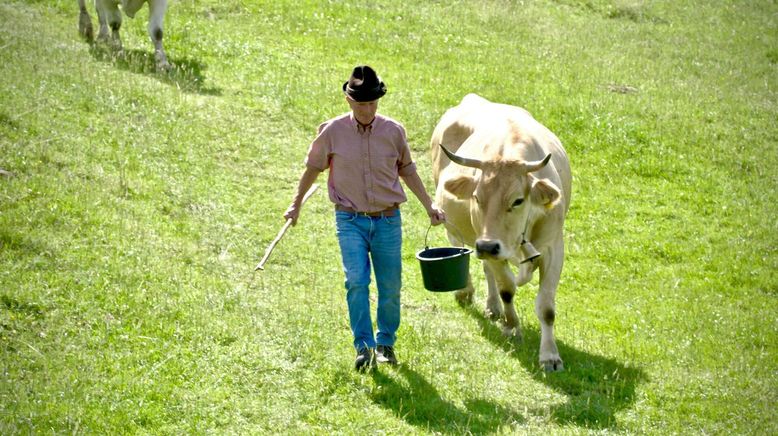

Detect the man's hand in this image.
[284,203,301,226]
[428,206,446,226]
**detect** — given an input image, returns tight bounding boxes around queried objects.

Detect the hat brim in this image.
[343,81,386,102]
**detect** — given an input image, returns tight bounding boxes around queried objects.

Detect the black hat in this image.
[342,65,386,102]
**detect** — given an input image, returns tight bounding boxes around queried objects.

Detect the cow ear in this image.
[444,175,476,199]
[530,177,561,209]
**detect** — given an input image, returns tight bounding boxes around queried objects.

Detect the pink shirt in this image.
[305,113,417,212]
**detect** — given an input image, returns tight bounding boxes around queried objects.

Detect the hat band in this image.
[344,82,386,101]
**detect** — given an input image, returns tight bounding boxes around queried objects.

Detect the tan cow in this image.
[431,94,571,371]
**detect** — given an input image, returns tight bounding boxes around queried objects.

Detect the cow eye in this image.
[512,198,524,208]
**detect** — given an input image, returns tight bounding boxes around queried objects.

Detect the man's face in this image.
[347,97,378,125]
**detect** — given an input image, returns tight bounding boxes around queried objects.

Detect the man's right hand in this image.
[283,203,300,225]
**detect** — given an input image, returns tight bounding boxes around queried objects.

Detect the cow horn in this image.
[525,153,552,173]
[439,144,483,169]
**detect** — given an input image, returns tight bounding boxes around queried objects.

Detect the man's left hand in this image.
[428,207,446,226]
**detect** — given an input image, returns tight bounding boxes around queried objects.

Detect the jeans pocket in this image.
[336,211,357,224]
[381,213,402,226]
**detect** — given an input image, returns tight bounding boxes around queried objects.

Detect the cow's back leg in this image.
[454,274,475,306]
[148,0,170,71]
[537,239,564,371]
[78,0,94,41]
[95,0,109,40]
[96,0,122,49]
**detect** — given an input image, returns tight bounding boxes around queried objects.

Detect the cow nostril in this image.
[476,240,501,257]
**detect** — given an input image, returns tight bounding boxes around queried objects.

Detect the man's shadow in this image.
[88,45,222,95]
[464,305,648,428]
[370,365,525,434]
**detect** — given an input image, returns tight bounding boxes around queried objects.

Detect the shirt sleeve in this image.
[396,124,417,177]
[304,122,331,172]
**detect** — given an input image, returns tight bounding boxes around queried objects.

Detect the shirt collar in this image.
[350,113,375,133]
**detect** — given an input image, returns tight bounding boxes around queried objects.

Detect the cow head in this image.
[440,144,561,261]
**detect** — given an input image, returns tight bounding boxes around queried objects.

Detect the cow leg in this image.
[96,0,122,50]
[489,262,520,338]
[483,264,502,320]
[78,0,94,41]
[147,0,170,71]
[454,274,475,306]
[537,240,564,371]
[94,0,109,41]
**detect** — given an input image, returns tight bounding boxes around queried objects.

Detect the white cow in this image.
[78,0,170,71]
[431,94,572,371]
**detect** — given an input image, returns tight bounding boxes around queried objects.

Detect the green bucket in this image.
[416,225,473,292]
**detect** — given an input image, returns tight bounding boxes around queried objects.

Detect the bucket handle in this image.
[424,223,467,250]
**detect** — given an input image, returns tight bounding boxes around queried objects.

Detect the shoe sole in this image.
[376,355,398,365]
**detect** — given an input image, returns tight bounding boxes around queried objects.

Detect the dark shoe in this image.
[355,347,375,372]
[376,345,398,365]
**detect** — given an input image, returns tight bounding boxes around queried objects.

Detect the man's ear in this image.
[529,177,561,209]
[443,175,476,199]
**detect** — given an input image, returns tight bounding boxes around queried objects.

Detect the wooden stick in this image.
[255,184,320,271]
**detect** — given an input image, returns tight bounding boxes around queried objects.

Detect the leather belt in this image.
[336,205,398,217]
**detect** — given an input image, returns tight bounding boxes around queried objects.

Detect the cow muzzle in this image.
[475,239,503,259]
[476,238,540,263]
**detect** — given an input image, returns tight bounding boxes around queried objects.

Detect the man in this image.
[284,65,445,371]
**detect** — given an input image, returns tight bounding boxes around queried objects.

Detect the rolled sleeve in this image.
[398,160,417,177]
[304,122,331,171]
[395,125,416,177]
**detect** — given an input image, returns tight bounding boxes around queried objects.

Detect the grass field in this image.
[1,0,776,434]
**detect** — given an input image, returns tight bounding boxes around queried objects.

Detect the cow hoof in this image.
[500,324,521,340]
[454,290,473,306]
[79,14,94,41]
[484,308,501,320]
[541,359,564,372]
[155,52,171,72]
[108,36,123,51]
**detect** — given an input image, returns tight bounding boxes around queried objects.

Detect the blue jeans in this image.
[335,210,402,351]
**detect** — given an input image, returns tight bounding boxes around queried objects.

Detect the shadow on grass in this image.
[463,305,648,429]
[88,44,222,95]
[369,365,524,434]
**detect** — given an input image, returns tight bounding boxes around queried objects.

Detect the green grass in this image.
[1,0,776,433]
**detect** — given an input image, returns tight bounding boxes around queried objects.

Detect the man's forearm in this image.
[294,167,321,206]
[402,172,434,213]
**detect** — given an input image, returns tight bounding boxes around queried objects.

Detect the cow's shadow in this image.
[369,365,525,434]
[87,45,221,95]
[464,305,648,428]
